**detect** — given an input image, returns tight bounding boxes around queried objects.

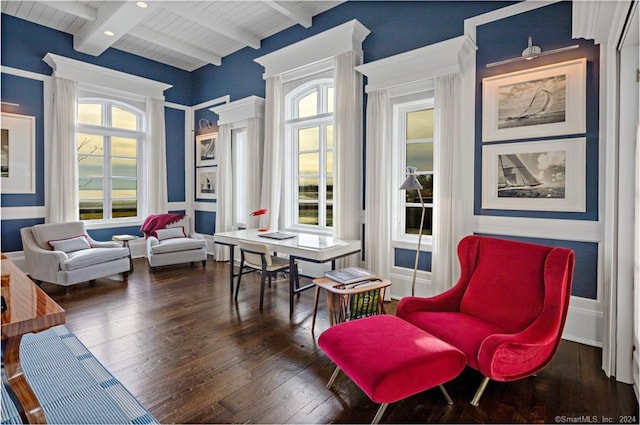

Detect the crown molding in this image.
[355,35,476,93]
[254,19,370,79]
[211,96,265,125]
[572,0,634,46]
[43,53,172,100]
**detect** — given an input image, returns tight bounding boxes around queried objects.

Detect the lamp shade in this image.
[399,166,423,190]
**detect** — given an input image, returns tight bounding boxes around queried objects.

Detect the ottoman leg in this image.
[326,366,341,389]
[371,403,389,424]
[438,384,453,404]
[470,376,490,406]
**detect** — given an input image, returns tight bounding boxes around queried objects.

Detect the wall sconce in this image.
[486,36,579,68]
[198,118,212,130]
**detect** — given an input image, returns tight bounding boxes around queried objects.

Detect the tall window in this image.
[76,99,143,221]
[285,80,334,230]
[396,98,435,238]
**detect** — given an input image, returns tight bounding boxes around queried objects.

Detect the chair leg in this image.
[438,384,453,404]
[259,270,267,311]
[470,376,490,406]
[371,403,389,425]
[201,260,206,268]
[234,259,245,300]
[326,366,341,389]
[294,263,301,298]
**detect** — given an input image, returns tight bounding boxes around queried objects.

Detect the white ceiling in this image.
[1,0,344,71]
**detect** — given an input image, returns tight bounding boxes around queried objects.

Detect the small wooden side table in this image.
[112,235,138,272]
[311,277,391,334]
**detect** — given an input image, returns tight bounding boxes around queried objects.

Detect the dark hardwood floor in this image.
[41,257,639,424]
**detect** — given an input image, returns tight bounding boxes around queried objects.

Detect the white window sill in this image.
[83,217,143,230]
[392,237,432,253]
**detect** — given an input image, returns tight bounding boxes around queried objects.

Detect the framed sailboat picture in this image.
[196,166,217,200]
[482,58,586,142]
[195,131,218,167]
[482,138,586,212]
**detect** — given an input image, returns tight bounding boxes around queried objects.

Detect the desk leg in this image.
[4,335,48,424]
[228,245,235,295]
[289,257,295,317]
[311,287,320,334]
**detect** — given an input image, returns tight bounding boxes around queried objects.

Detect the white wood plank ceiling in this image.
[1,1,343,71]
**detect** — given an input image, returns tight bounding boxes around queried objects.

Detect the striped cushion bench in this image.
[1,325,157,424]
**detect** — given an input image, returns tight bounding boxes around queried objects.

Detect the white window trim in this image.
[283,79,334,234]
[391,96,436,252]
[77,97,145,224]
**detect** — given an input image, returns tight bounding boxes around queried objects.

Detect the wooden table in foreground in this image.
[1,257,66,424]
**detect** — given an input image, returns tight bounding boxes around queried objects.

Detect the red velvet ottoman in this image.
[317,315,467,424]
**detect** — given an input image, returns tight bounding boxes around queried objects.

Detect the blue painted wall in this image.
[166,107,186,203]
[1,218,44,252]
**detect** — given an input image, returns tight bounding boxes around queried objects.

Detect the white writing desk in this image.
[213,229,361,316]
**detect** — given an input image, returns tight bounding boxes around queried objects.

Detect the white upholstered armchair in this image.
[20,222,131,292]
[144,215,207,270]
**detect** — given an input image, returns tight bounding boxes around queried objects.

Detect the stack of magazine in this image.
[324,267,382,321]
[324,267,376,285]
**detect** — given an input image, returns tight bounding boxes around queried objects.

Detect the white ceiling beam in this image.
[44,1,97,21]
[128,26,222,67]
[263,0,312,28]
[161,2,260,50]
[73,2,154,56]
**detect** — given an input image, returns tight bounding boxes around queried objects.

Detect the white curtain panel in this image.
[432,73,463,293]
[47,77,78,223]
[635,123,640,371]
[260,75,284,231]
[334,51,363,259]
[246,117,265,221]
[364,90,392,289]
[146,98,168,215]
[215,123,233,261]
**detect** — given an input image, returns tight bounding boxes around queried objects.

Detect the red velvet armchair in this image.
[396,235,575,406]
